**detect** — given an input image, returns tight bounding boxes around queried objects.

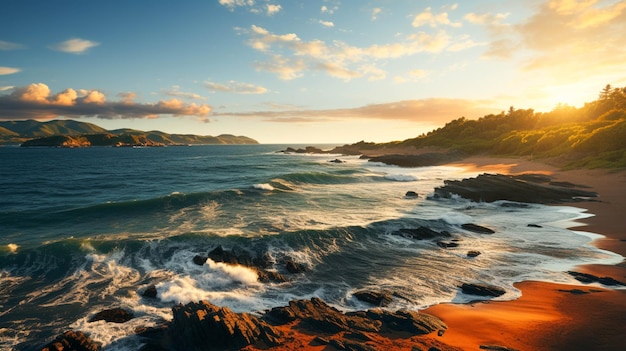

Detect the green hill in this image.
[332,84,626,169]
[0,120,259,146]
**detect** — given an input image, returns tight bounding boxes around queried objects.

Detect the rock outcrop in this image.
[434,173,596,204]
[460,283,506,297]
[88,308,134,323]
[41,331,101,351]
[353,290,394,307]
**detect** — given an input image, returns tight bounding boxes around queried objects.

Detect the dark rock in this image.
[353,290,393,307]
[330,158,344,163]
[527,224,543,228]
[192,255,207,266]
[284,259,307,274]
[461,223,495,234]
[567,271,626,286]
[434,173,597,204]
[466,250,481,258]
[41,330,101,351]
[265,297,381,333]
[405,191,419,198]
[252,253,274,269]
[367,152,463,168]
[393,226,451,240]
[329,339,346,350]
[437,241,459,249]
[142,285,158,299]
[479,345,520,351]
[256,269,288,283]
[365,309,447,335]
[89,308,134,323]
[345,331,375,342]
[558,289,590,295]
[170,300,282,350]
[460,283,506,297]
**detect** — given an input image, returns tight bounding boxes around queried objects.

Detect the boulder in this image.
[353,290,393,307]
[284,259,307,274]
[192,255,207,266]
[329,158,344,163]
[265,297,381,333]
[460,283,506,297]
[142,285,158,299]
[365,309,447,335]
[434,173,596,204]
[567,271,625,286]
[170,300,282,350]
[256,269,288,283]
[437,241,459,249]
[40,331,101,351]
[88,308,134,323]
[466,250,481,258]
[405,191,419,198]
[461,223,495,234]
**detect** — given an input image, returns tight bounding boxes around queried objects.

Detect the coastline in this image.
[424,156,626,351]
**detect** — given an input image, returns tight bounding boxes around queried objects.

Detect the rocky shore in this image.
[38,166,625,351]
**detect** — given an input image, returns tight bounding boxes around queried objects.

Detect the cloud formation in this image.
[0,83,212,120]
[412,6,462,28]
[0,67,20,75]
[242,23,466,81]
[213,98,496,125]
[163,86,207,100]
[205,80,268,94]
[0,40,25,50]
[49,38,100,54]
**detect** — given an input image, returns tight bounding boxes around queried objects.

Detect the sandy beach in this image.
[423,156,626,351]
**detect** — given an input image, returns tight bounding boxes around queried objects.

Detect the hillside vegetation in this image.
[347,85,626,169]
[0,120,258,146]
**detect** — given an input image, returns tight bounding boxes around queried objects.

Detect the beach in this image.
[422,156,626,351]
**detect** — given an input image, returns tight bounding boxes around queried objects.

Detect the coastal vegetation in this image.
[336,85,626,169]
[0,120,258,146]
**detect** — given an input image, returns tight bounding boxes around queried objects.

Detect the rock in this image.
[527,224,542,228]
[479,345,520,351]
[265,297,381,333]
[142,285,158,299]
[252,253,274,269]
[284,259,307,274]
[329,158,344,163]
[461,223,495,234]
[437,241,459,249]
[310,336,330,346]
[466,250,481,257]
[192,255,207,265]
[460,283,506,297]
[366,309,447,335]
[256,268,288,283]
[353,290,393,307]
[567,271,626,286]
[405,191,419,198]
[88,308,134,323]
[434,173,597,204]
[170,300,282,350]
[40,330,101,351]
[393,227,451,240]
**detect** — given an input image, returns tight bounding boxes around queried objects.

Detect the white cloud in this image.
[163,86,207,100]
[266,4,281,16]
[0,83,212,120]
[49,38,100,54]
[412,7,462,28]
[319,20,334,27]
[219,0,255,9]
[205,80,268,94]
[0,67,21,75]
[0,40,25,50]
[371,8,382,21]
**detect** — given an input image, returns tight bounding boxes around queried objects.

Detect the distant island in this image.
[0,120,258,147]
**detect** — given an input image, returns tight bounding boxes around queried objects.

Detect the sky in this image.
[1,0,626,144]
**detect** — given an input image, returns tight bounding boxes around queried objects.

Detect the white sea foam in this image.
[253,183,275,191]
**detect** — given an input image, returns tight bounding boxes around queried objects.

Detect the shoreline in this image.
[424,155,626,351]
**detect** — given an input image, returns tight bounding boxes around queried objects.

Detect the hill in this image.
[327,84,626,169]
[0,120,258,146]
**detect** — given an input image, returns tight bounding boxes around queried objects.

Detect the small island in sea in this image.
[0,119,258,147]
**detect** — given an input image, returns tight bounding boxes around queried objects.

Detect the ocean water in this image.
[0,145,622,350]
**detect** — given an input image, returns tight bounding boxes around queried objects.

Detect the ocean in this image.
[0,145,622,350]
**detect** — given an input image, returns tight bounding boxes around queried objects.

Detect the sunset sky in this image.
[1,0,626,143]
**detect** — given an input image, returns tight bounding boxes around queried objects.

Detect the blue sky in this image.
[1,0,625,143]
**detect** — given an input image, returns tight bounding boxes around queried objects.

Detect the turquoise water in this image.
[0,145,621,350]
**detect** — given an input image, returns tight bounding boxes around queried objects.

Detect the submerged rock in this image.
[353,290,394,307]
[88,308,134,323]
[567,271,626,286]
[460,283,506,297]
[466,250,482,258]
[405,191,419,198]
[461,223,495,234]
[142,285,158,299]
[393,226,451,240]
